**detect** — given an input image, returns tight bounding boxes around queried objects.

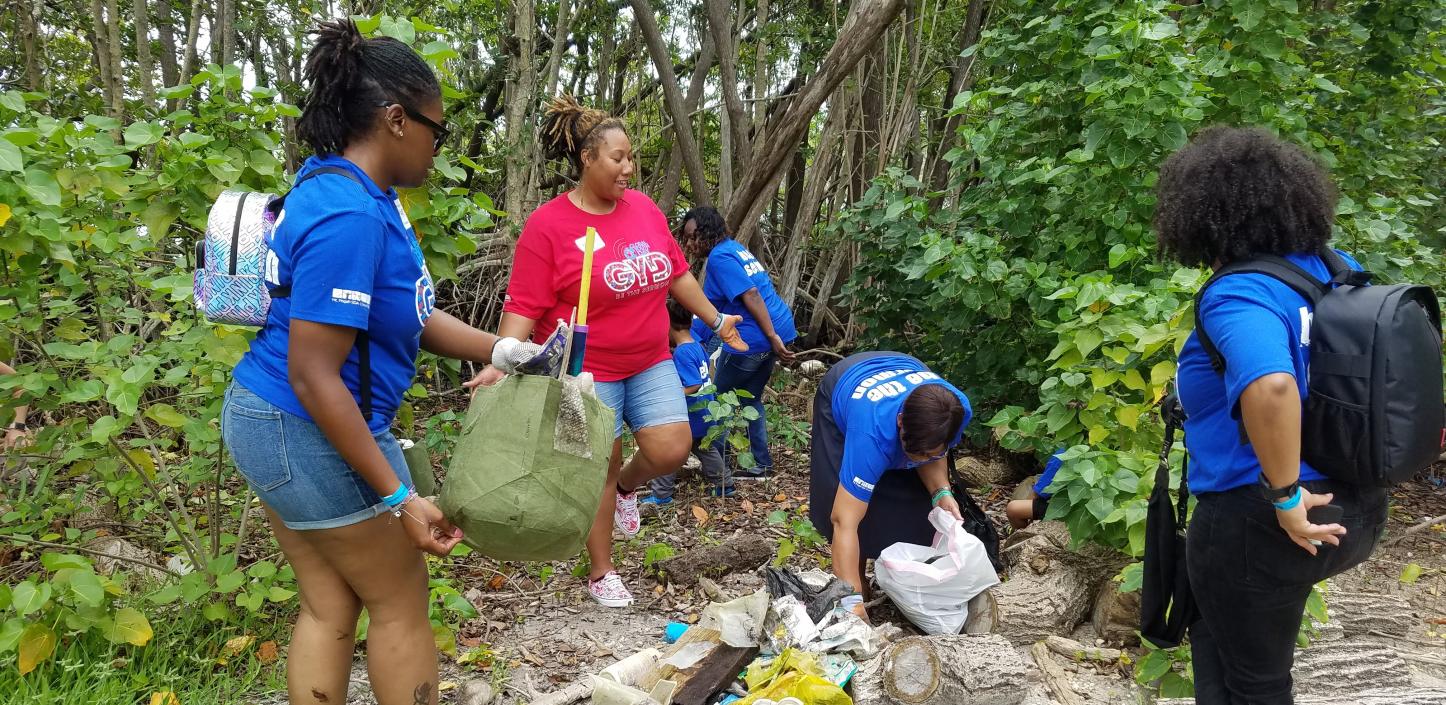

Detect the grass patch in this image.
[0,604,290,705]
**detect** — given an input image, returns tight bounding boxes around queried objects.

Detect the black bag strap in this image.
[266,166,373,419]
[1159,393,1190,525]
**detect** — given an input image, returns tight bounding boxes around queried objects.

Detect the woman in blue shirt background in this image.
[222,20,535,705]
[681,207,797,479]
[1157,126,1387,704]
[806,352,972,622]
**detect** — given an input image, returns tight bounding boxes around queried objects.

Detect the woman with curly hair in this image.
[472,97,746,608]
[1158,125,1388,704]
[676,206,798,481]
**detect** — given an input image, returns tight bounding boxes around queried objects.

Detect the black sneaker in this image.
[732,467,773,481]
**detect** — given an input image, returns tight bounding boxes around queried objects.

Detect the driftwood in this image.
[1158,688,1446,705]
[1090,579,1141,646]
[963,589,998,635]
[656,535,773,586]
[1326,591,1418,639]
[671,645,759,705]
[1030,642,1085,705]
[1044,635,1123,663]
[853,634,1035,705]
[1294,640,1414,697]
[993,522,1126,645]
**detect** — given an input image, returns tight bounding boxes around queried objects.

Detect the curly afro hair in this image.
[1154,125,1338,268]
[678,205,730,251]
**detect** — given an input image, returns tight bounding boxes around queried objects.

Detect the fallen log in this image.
[1325,591,1418,639]
[1090,579,1141,646]
[852,634,1035,705]
[1293,640,1413,697]
[963,589,998,635]
[656,534,773,586]
[1157,688,1446,705]
[1044,635,1122,663]
[1030,642,1085,705]
[993,522,1126,645]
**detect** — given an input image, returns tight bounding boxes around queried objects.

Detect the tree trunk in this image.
[17,0,45,93]
[725,0,908,246]
[134,0,157,109]
[704,0,753,186]
[629,0,714,209]
[155,0,180,90]
[221,0,237,67]
[657,32,716,213]
[927,0,988,194]
[992,522,1127,645]
[106,0,125,117]
[596,23,614,105]
[90,0,119,117]
[179,0,203,88]
[778,146,805,265]
[776,100,844,305]
[527,0,572,210]
[503,0,538,227]
[750,0,770,130]
[852,635,1035,705]
[1293,641,1414,697]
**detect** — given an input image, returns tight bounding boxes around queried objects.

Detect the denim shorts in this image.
[221,382,412,530]
[594,360,690,438]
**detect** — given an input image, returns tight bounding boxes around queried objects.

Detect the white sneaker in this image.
[614,489,642,538]
[588,571,635,608]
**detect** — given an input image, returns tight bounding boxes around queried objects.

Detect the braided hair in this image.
[540,95,627,176]
[1154,125,1337,268]
[680,206,730,250]
[900,385,965,457]
[297,19,440,156]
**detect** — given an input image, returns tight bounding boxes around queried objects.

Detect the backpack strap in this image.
[266,165,373,419]
[266,166,364,300]
[1192,255,1332,374]
[1159,393,1190,524]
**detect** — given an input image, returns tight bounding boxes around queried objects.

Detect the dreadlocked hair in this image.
[1154,125,1338,268]
[297,19,440,156]
[540,95,626,176]
[900,385,964,456]
[680,206,730,250]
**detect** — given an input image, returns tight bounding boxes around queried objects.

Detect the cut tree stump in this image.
[852,634,1035,705]
[1325,591,1418,639]
[1091,579,1141,646]
[1293,640,1414,697]
[955,455,1019,488]
[656,534,773,586]
[1157,688,1446,705]
[994,522,1126,645]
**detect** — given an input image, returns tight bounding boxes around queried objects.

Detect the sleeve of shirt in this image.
[673,347,705,388]
[838,424,889,503]
[287,210,385,329]
[502,217,557,320]
[1033,450,1066,498]
[1198,285,1298,417]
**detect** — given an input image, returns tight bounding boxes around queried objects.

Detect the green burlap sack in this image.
[399,439,435,497]
[438,374,614,561]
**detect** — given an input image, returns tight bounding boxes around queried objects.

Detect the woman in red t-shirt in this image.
[470,97,745,607]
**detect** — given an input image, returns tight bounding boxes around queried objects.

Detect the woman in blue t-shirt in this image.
[681,207,798,479]
[221,20,536,705]
[1156,126,1388,704]
[806,352,972,622]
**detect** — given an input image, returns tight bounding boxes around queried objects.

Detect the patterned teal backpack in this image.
[193,167,359,326]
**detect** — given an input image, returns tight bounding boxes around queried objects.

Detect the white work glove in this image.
[491,337,544,375]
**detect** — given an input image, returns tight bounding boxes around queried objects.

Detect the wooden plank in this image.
[672,645,759,705]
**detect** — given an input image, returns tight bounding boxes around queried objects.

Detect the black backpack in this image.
[1140,393,1196,649]
[1194,247,1443,487]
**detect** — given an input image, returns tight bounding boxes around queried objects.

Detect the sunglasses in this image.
[904,449,948,469]
[378,101,450,153]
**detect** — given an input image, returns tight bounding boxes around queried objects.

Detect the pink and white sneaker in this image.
[588,571,635,608]
[614,489,642,538]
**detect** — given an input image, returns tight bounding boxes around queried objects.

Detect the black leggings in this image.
[1187,480,1386,704]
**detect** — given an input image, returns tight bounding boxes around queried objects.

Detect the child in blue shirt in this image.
[643,301,732,505]
[1006,448,1066,529]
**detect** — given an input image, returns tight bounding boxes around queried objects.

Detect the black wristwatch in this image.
[1257,474,1299,502]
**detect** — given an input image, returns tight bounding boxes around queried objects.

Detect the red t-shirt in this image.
[503,190,690,382]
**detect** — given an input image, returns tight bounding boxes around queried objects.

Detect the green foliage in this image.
[1135,639,1195,699]
[0,553,150,675]
[697,387,759,470]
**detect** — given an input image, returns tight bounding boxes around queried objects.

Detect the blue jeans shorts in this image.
[221,382,412,530]
[594,360,690,438]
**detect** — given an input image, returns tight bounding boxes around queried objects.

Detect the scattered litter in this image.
[698,589,770,647]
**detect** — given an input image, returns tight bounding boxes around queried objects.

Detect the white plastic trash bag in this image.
[875,507,1000,635]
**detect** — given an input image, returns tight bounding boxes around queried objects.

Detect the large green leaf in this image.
[0,139,23,173]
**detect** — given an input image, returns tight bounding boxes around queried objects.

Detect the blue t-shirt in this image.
[233,155,435,434]
[831,355,973,503]
[1032,449,1067,498]
[1176,250,1362,494]
[672,341,716,439]
[702,239,798,354]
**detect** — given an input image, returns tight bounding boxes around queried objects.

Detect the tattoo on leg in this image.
[413,681,431,705]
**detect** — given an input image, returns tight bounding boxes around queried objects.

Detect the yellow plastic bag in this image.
[737,649,852,705]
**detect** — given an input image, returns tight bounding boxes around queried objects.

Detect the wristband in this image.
[840,594,863,609]
[1272,486,1303,512]
[381,484,413,509]
[931,488,955,506]
[711,313,725,333]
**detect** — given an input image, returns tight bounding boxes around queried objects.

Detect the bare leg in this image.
[617,422,692,490]
[267,510,362,705]
[303,513,437,705]
[587,437,626,580]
